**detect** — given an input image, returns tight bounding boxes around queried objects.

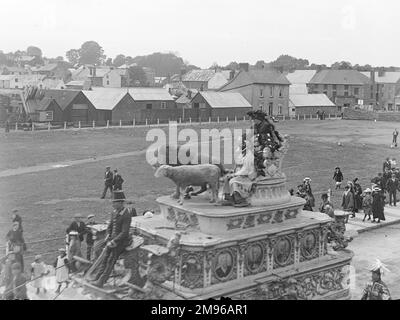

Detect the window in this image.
[268,102,273,115]
[106,80,110,85]
[200,103,206,109]
[15,78,18,82]
[323,84,328,90]
[354,87,359,96]
[333,84,337,90]
[344,85,349,90]
[388,103,393,111]
[278,104,283,114]
[270,86,274,98]
[259,88,264,98]
[259,102,264,110]
[146,103,152,109]
[161,102,167,109]
[193,103,199,109]
[279,86,283,98]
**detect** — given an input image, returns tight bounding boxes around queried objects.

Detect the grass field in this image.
[0,119,398,267]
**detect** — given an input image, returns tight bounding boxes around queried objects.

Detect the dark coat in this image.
[104,171,114,186]
[386,178,400,192]
[353,182,363,210]
[372,191,385,220]
[383,161,391,172]
[333,171,343,182]
[113,174,124,190]
[66,221,86,242]
[341,191,354,211]
[107,207,132,249]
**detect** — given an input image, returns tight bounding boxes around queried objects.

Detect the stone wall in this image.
[343,108,400,122]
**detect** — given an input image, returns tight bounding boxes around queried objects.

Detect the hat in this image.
[34,255,42,261]
[69,231,78,236]
[335,167,340,170]
[143,211,153,218]
[112,190,126,202]
[369,259,390,276]
[303,177,311,182]
[106,166,111,169]
[87,214,95,219]
[364,188,372,193]
[247,110,267,121]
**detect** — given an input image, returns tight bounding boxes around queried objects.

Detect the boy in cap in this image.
[101,166,114,199]
[54,248,70,294]
[31,255,49,294]
[361,259,391,300]
[91,190,132,288]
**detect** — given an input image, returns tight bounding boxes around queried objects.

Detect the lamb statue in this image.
[154,164,222,205]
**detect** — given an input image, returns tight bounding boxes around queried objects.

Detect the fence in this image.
[1,113,342,132]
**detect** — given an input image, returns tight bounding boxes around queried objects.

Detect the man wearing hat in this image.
[92,190,133,288]
[85,214,96,261]
[112,169,124,191]
[101,166,114,199]
[361,260,391,300]
[385,172,399,206]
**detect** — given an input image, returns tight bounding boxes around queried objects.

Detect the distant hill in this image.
[131,52,199,77]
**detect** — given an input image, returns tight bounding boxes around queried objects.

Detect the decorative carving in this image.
[244,243,266,275]
[257,212,273,225]
[284,208,299,220]
[300,230,319,262]
[243,215,256,229]
[273,235,295,268]
[272,210,284,223]
[211,248,237,284]
[227,217,244,230]
[181,252,204,289]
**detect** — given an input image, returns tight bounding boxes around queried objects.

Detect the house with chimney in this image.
[218,63,291,116]
[181,69,234,91]
[361,70,400,111]
[31,63,71,81]
[307,70,375,110]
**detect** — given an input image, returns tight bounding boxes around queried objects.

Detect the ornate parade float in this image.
[127,111,354,300]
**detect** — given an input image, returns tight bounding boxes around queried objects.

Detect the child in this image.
[362,188,373,222]
[11,262,28,300]
[54,248,70,294]
[31,255,48,294]
[333,167,344,190]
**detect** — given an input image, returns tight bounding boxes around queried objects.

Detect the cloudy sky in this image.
[1,0,399,68]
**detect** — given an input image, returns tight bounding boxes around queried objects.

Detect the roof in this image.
[83,89,128,110]
[42,89,81,110]
[26,97,60,113]
[289,94,335,107]
[34,63,58,72]
[208,72,231,90]
[89,68,111,78]
[66,80,86,86]
[182,69,216,82]
[361,71,400,84]
[220,69,290,91]
[90,87,174,101]
[309,70,371,85]
[289,84,308,95]
[2,66,27,73]
[286,70,317,84]
[176,89,198,104]
[197,91,252,108]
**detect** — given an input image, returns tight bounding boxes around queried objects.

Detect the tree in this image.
[27,46,42,57]
[113,54,126,67]
[105,57,113,66]
[78,41,105,65]
[126,66,148,87]
[209,62,220,70]
[331,61,352,70]
[224,61,240,70]
[269,55,309,72]
[66,49,80,65]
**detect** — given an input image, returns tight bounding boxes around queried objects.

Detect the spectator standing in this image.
[101,166,114,199]
[372,187,386,223]
[54,248,69,294]
[333,167,344,190]
[11,262,28,300]
[6,222,26,272]
[66,214,86,247]
[319,193,334,218]
[341,185,354,221]
[385,173,399,206]
[353,178,363,213]
[112,169,124,191]
[392,129,398,147]
[30,255,48,294]
[383,158,391,172]
[362,188,373,222]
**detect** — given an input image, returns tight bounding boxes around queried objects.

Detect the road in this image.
[349,224,400,299]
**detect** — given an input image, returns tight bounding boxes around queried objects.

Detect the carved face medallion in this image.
[274,237,292,267]
[245,244,264,273]
[214,250,234,281]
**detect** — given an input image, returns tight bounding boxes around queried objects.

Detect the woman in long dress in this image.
[372,187,386,223]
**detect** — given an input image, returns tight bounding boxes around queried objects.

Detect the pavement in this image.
[344,205,400,238]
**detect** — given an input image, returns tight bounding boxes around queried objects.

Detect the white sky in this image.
[0,0,399,68]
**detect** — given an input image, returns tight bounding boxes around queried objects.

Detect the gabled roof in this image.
[196,91,252,108]
[289,94,335,107]
[83,89,129,110]
[219,69,290,91]
[42,89,81,110]
[182,69,216,82]
[90,87,174,102]
[361,71,400,84]
[309,70,371,85]
[286,70,317,84]
[176,89,198,104]
[26,97,60,113]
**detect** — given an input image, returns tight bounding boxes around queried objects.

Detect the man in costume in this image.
[92,190,132,288]
[361,259,391,300]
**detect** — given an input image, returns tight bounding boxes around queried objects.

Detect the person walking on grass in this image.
[371,187,386,223]
[385,173,399,206]
[342,185,354,222]
[101,166,114,199]
[333,167,343,190]
[392,129,398,147]
[112,169,124,191]
[362,188,373,222]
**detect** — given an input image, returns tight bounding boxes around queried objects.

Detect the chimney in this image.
[229,70,235,80]
[370,70,375,84]
[239,63,249,72]
[187,90,192,99]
